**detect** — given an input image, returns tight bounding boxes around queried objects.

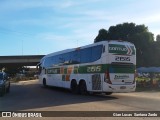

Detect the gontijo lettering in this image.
[109,46,128,51]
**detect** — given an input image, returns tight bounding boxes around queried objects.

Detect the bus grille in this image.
[92,74,101,90]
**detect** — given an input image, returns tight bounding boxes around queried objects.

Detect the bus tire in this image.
[79,80,87,95]
[0,86,5,97]
[43,79,47,87]
[105,92,112,95]
[71,80,78,94]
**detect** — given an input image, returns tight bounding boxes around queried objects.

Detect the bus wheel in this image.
[43,79,47,87]
[0,86,5,97]
[79,81,87,95]
[71,80,78,94]
[6,83,10,93]
[105,92,112,95]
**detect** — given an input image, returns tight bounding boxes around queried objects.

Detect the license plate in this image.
[120,86,126,89]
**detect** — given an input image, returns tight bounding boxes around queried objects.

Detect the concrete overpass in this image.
[0,55,45,68]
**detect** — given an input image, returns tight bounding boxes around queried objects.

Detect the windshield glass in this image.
[109,64,135,73]
[0,73,3,80]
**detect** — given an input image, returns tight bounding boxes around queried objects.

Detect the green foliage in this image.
[94,29,108,43]
[94,22,156,67]
[156,35,160,42]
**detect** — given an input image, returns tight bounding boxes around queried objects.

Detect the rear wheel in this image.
[0,86,5,97]
[71,80,79,94]
[79,81,87,95]
[105,92,112,95]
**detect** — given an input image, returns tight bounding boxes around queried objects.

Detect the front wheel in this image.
[0,86,5,97]
[43,79,47,87]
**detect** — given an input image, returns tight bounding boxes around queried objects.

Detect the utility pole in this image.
[22,39,23,55]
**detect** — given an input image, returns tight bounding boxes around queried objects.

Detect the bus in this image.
[38,40,136,95]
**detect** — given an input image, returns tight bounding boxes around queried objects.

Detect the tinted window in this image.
[51,56,56,65]
[92,45,103,62]
[54,55,59,64]
[43,45,103,67]
[58,55,64,63]
[110,64,135,73]
[62,53,70,63]
[70,51,80,64]
[44,57,52,67]
[80,47,92,63]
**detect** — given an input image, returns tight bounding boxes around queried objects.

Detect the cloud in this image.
[138,14,160,24]
[59,1,76,8]
[2,0,160,42]
[0,0,102,12]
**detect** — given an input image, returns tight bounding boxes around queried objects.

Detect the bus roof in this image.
[41,40,134,61]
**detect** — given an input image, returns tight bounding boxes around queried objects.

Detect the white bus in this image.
[38,40,136,95]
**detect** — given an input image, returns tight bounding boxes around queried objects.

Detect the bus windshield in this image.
[109,64,135,73]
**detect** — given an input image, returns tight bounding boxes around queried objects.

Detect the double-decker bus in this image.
[38,40,136,95]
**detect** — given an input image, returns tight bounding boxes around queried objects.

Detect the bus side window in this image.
[80,47,92,63]
[92,45,103,62]
[70,51,80,64]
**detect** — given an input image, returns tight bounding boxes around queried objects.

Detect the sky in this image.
[0,0,160,56]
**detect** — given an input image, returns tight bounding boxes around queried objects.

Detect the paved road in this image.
[0,80,160,120]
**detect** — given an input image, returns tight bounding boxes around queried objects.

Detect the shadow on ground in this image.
[0,81,117,111]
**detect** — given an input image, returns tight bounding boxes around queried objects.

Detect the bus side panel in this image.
[51,74,62,87]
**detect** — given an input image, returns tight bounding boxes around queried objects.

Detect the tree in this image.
[94,29,108,43]
[94,22,154,67]
[156,34,160,42]
[94,23,151,42]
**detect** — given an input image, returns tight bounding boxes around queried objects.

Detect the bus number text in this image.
[87,66,101,73]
